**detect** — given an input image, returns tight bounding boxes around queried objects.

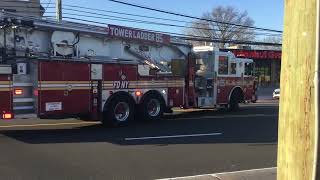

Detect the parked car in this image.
[273,88,280,99]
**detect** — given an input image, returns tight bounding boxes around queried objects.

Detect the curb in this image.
[256,99,279,103]
[158,167,276,180]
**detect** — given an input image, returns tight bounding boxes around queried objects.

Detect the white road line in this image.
[0,121,100,128]
[157,167,277,180]
[171,114,277,121]
[124,132,222,141]
[214,167,277,175]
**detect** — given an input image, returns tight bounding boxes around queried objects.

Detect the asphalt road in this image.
[0,102,278,180]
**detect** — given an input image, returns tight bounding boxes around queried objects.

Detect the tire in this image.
[251,95,257,103]
[228,91,240,111]
[102,95,134,127]
[138,93,165,121]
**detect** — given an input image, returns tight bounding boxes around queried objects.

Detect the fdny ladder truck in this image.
[0,13,257,127]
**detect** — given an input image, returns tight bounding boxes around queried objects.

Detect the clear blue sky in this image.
[43,0,284,36]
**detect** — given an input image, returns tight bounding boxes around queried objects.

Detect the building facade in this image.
[223,49,282,87]
[0,0,44,17]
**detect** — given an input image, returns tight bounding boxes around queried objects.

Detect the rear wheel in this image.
[102,95,134,127]
[228,91,240,111]
[251,95,257,103]
[139,93,165,121]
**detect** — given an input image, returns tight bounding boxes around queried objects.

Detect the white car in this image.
[273,88,280,99]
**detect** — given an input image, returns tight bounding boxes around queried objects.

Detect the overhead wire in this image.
[107,0,283,33]
[63,16,281,46]
[2,1,277,35]
[0,5,281,46]
[1,0,282,37]
[61,4,282,35]
[61,16,213,38]
[45,0,53,11]
[63,4,216,27]
[61,9,281,37]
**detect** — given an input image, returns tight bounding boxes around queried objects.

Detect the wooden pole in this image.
[278,0,319,180]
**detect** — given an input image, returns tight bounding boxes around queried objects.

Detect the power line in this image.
[45,0,53,11]
[62,16,213,37]
[63,4,259,33]
[2,1,282,36]
[1,10,281,46]
[63,16,281,46]
[62,16,204,37]
[2,11,111,34]
[63,4,209,26]
[107,0,283,33]
[65,3,272,34]
[179,36,282,46]
[62,9,281,37]
[3,12,211,40]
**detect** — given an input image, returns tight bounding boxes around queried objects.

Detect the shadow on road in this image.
[0,105,279,146]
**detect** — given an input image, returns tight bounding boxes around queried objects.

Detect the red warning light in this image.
[2,112,12,119]
[135,91,142,96]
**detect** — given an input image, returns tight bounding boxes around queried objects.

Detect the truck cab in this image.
[193,47,255,109]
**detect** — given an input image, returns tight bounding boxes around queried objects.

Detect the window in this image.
[245,62,253,76]
[230,63,237,74]
[218,56,228,75]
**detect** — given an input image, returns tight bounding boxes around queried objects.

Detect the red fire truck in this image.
[0,13,257,126]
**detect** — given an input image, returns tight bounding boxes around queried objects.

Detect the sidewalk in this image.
[159,167,276,180]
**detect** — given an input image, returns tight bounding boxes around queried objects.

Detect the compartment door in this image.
[38,61,91,117]
[0,66,13,117]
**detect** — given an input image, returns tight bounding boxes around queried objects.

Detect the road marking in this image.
[214,167,277,175]
[124,132,222,141]
[157,167,276,180]
[170,114,277,121]
[0,121,100,128]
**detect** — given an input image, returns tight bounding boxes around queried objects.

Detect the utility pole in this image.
[277,0,320,180]
[56,0,62,22]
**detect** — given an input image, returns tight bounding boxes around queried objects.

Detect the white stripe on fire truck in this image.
[38,80,185,90]
[103,83,185,88]
[39,87,91,91]
[39,81,185,85]
[0,88,11,91]
[103,80,184,83]
[103,81,185,85]
[0,85,12,88]
[0,81,11,85]
[38,82,91,91]
[39,84,91,88]
[0,81,12,91]
[39,81,90,84]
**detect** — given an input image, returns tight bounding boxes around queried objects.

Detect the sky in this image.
[42,0,284,37]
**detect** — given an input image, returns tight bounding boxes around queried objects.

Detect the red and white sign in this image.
[229,49,282,60]
[107,25,171,44]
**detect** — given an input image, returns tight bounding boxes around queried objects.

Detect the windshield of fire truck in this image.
[195,52,215,78]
